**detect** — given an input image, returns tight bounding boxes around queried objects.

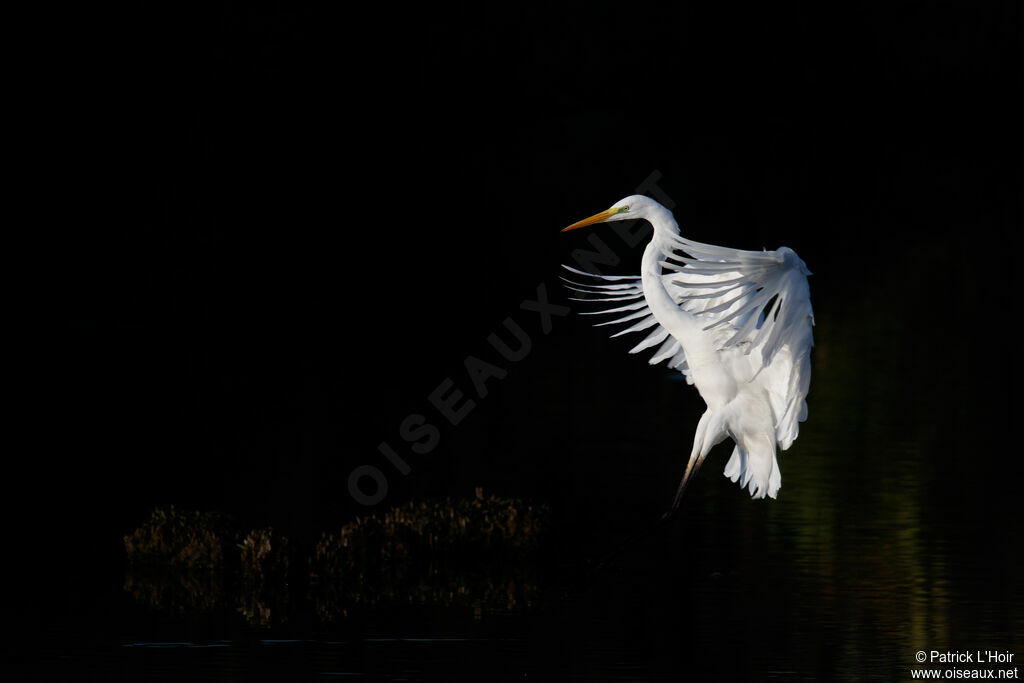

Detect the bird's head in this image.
[561,194,674,233]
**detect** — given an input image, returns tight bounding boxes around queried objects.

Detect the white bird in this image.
[562,195,814,515]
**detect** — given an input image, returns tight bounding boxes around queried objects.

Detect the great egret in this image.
[562,195,813,515]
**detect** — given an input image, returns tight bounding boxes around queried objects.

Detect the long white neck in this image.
[638,209,720,365]
[638,207,689,325]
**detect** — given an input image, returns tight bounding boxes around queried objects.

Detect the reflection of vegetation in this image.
[123,565,224,616]
[237,526,290,584]
[124,497,548,626]
[309,497,547,618]
[123,507,238,619]
[236,527,290,627]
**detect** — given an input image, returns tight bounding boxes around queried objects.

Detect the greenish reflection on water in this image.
[663,258,1022,680]
[52,256,1023,681]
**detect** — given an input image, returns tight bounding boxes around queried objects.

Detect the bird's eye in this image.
[617,206,630,214]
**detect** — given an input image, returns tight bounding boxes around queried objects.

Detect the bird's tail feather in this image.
[723,441,781,499]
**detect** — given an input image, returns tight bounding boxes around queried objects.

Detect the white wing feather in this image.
[661,235,814,450]
[562,235,813,451]
[561,265,695,384]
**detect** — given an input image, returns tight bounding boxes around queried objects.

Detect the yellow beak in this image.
[561,208,618,232]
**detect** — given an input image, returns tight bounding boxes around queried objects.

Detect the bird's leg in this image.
[663,409,720,521]
[662,451,707,521]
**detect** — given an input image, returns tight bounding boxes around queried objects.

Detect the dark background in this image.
[22,0,1020,678]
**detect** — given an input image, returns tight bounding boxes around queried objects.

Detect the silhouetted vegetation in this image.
[309,496,547,616]
[123,496,548,625]
[123,506,234,570]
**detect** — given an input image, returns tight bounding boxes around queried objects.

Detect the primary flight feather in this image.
[562,195,813,513]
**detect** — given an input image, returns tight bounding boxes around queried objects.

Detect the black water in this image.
[24,245,1022,680]
[27,2,1019,680]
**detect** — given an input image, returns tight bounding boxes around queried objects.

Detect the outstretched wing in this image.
[560,265,695,383]
[562,235,813,451]
[660,235,815,449]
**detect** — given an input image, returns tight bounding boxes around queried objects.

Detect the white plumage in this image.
[562,195,813,509]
